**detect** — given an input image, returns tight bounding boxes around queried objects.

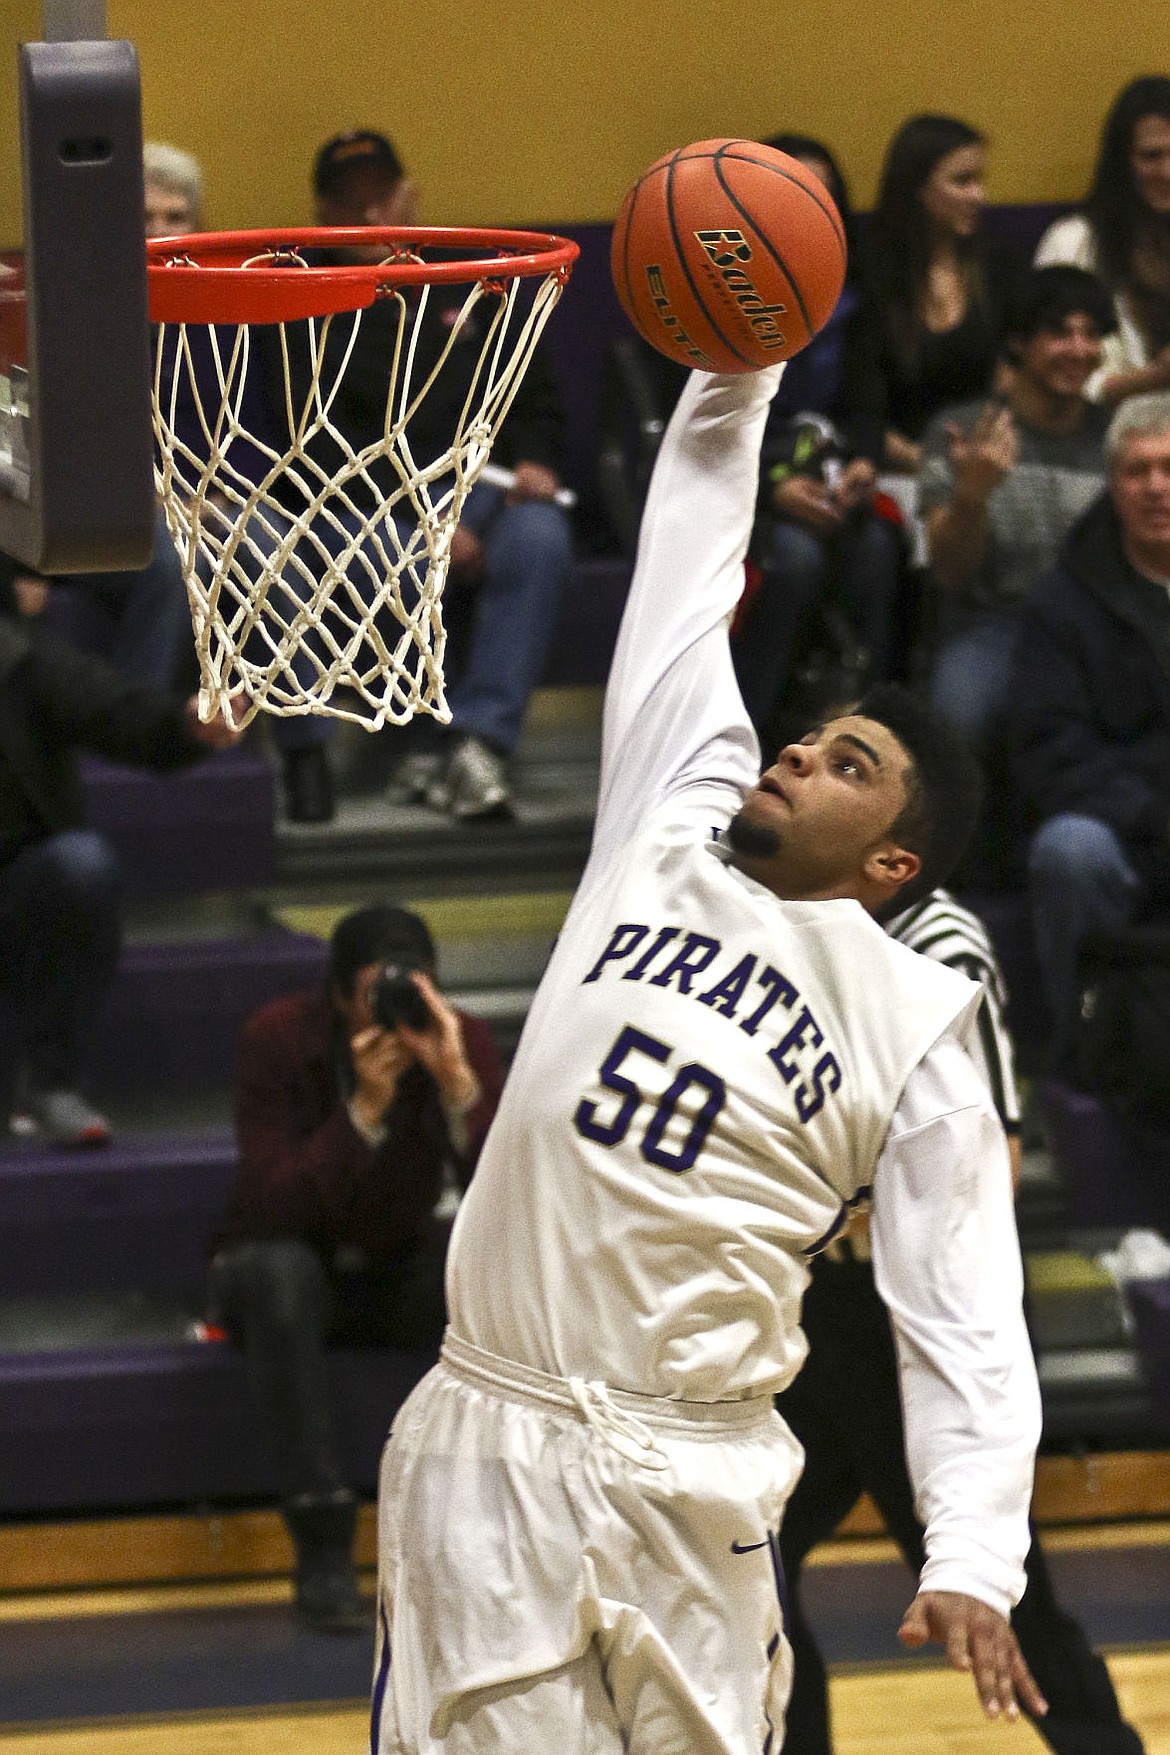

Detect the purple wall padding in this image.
[82,747,277,896]
[1041,1080,1170,1233]
[0,1340,435,1512]
[1129,1279,1170,1435]
[86,930,329,1091]
[0,1131,236,1296]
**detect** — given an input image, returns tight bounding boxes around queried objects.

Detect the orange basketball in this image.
[610,138,847,374]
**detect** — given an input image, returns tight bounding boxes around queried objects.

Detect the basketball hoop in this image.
[146,226,579,730]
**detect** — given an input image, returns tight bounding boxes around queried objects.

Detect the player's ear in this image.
[864,841,921,898]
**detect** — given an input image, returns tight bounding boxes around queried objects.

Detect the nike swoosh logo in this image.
[730,1538,769,1554]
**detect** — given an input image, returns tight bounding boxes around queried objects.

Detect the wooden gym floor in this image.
[2,1643,1167,1755]
[1,1515,1168,1753]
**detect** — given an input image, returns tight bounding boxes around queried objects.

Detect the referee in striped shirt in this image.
[776,887,1144,1755]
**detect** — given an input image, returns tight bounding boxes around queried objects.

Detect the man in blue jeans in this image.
[1013,392,1170,1068]
[260,130,573,823]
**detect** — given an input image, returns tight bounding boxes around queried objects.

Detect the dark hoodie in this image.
[0,606,203,866]
[1011,490,1170,883]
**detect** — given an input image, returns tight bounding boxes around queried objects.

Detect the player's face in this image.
[727,715,919,903]
[920,144,986,238]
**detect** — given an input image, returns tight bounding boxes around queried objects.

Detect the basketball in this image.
[610,138,847,374]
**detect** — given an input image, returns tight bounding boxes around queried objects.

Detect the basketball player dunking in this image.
[371,367,1048,1754]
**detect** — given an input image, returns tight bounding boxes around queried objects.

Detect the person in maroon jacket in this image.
[207,903,503,1633]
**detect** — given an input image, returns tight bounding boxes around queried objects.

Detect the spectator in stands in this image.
[778,882,1145,1755]
[260,130,573,823]
[851,114,1026,488]
[0,555,237,1146]
[731,136,907,746]
[1036,76,1170,408]
[920,266,1115,886]
[143,139,202,240]
[1013,393,1170,1068]
[207,903,503,1633]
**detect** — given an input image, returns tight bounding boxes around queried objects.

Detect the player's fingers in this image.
[896,1597,929,1648]
[945,1613,973,1674]
[968,1621,1011,1716]
[969,1615,1046,1722]
[1009,1639,1048,1720]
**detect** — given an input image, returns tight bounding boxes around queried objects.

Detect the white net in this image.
[152,248,568,730]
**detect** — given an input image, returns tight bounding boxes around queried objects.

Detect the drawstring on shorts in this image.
[567,1376,671,1470]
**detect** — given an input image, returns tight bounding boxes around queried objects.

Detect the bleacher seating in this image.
[83,747,277,897]
[0,1339,433,1512]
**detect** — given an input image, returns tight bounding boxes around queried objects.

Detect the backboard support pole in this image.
[42,2,108,42]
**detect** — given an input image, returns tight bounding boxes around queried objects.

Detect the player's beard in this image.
[725,807,782,860]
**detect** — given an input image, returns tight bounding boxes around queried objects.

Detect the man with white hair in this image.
[143,140,204,238]
[1013,391,1170,1065]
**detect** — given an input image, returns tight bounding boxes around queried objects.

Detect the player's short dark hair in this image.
[853,684,983,913]
[329,903,435,997]
[1002,264,1116,350]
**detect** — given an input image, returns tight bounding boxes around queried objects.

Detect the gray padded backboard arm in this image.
[0,21,154,573]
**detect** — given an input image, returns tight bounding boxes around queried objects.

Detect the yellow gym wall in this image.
[2,0,1168,238]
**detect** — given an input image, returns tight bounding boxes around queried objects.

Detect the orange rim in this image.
[146,226,580,325]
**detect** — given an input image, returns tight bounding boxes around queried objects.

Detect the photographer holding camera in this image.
[207,904,503,1633]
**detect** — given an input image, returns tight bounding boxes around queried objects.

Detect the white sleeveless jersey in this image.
[447,364,978,1403]
[448,796,976,1401]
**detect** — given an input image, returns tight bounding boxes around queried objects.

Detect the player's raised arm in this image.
[585,365,783,875]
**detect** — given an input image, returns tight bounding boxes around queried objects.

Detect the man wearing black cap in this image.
[261,129,573,822]
[206,903,504,1631]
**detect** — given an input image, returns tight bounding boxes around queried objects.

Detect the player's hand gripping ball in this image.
[611,138,847,374]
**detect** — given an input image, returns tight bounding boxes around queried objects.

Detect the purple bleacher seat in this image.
[0,1339,435,1512]
[0,1130,236,1297]
[1041,1079,1170,1234]
[1128,1278,1170,1436]
[86,930,329,1092]
[83,746,276,897]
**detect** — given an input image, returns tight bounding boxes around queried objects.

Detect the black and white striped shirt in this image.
[885,888,1020,1133]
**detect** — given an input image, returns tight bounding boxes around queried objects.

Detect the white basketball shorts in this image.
[371,1330,803,1755]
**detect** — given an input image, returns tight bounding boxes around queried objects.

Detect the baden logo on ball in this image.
[611,138,847,374]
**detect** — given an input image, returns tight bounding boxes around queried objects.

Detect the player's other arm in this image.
[587,366,783,873]
[870,1037,1046,1724]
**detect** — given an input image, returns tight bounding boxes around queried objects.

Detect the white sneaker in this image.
[26,1088,112,1147]
[428,736,513,820]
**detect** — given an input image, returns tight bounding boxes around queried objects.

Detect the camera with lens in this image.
[369,959,432,1032]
